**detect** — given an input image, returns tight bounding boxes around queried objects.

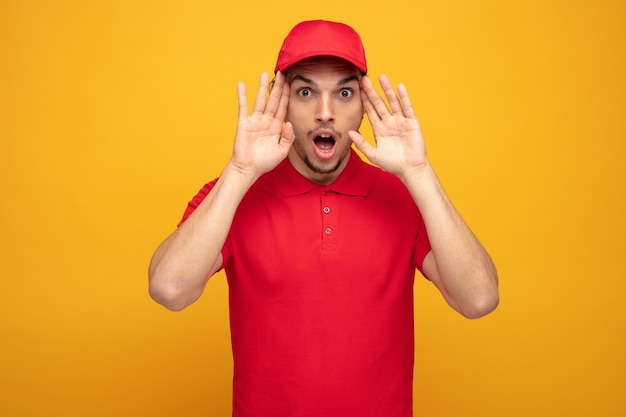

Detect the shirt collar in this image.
[271,149,378,197]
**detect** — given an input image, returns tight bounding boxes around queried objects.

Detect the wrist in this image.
[397,160,434,185]
[223,160,262,187]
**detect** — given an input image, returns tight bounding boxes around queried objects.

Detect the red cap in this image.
[274,20,367,74]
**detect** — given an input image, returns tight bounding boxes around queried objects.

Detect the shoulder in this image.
[361,160,413,199]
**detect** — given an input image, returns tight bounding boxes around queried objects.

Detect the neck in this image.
[287,148,352,185]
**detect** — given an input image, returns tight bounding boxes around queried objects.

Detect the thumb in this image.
[280,122,295,147]
[349,130,375,160]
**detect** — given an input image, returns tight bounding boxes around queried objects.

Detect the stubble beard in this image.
[293,137,353,175]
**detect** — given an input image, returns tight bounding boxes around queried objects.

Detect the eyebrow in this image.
[291,74,360,86]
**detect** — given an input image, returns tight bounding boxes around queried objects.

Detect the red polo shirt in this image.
[180,150,431,417]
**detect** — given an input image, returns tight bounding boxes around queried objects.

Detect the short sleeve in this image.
[177,179,219,227]
[413,214,432,277]
[176,178,232,271]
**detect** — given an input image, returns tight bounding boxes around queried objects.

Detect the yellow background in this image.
[2,0,624,416]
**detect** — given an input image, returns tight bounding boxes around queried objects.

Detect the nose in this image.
[315,94,334,123]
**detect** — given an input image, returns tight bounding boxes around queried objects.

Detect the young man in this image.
[149,20,499,417]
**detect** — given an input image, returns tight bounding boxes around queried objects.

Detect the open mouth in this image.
[311,128,339,160]
[313,134,336,152]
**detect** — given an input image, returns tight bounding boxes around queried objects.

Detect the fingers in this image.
[396,83,416,119]
[242,72,289,120]
[265,71,285,116]
[348,130,375,161]
[360,85,378,122]
[360,75,386,121]
[379,74,403,115]
[360,74,415,119]
[274,73,290,122]
[237,81,248,121]
[251,72,271,115]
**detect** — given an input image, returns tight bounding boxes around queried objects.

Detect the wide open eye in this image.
[339,88,353,98]
[297,88,312,97]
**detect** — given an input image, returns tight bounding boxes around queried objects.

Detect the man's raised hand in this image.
[231,71,294,178]
[349,75,429,179]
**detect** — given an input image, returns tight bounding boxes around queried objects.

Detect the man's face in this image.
[285,56,364,184]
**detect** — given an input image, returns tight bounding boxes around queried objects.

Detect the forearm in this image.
[400,163,499,318]
[353,74,498,317]
[148,163,258,311]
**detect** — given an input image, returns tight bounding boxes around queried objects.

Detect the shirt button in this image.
[323,206,331,214]
[324,227,332,235]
